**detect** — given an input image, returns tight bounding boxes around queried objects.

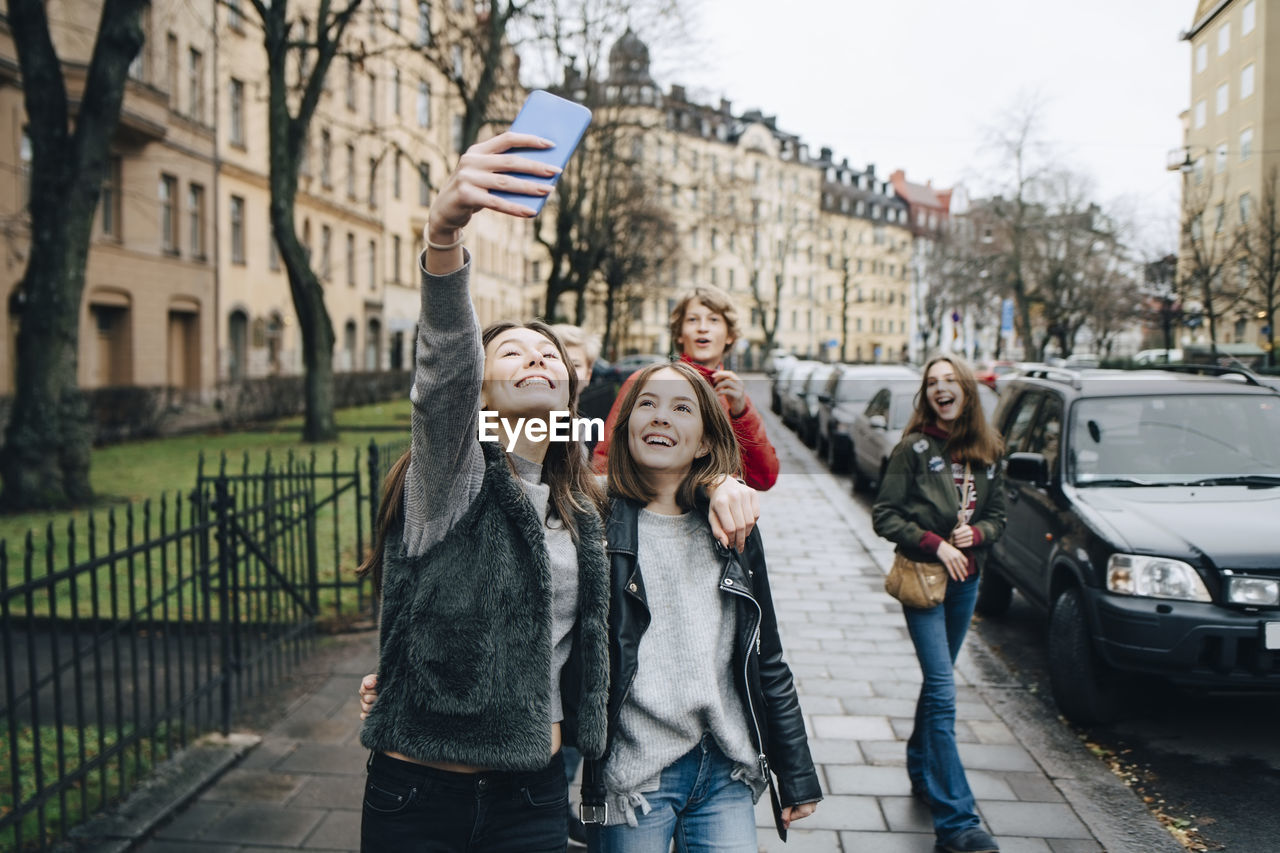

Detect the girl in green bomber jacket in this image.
[872,355,1008,853]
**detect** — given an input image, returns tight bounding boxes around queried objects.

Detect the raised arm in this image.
[401,133,560,556]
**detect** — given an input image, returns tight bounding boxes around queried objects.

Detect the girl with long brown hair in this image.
[579,361,821,852]
[872,355,1008,853]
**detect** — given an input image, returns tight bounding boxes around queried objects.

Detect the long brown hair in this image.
[904,355,1004,466]
[356,322,606,595]
[607,361,742,510]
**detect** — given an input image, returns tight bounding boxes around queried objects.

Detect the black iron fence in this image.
[0,440,407,851]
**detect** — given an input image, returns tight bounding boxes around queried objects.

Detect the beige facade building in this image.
[0,1,532,403]
[1180,0,1275,346]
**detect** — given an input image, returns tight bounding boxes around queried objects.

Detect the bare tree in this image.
[598,188,679,358]
[244,0,366,443]
[1242,167,1280,367]
[1177,169,1244,351]
[0,0,147,511]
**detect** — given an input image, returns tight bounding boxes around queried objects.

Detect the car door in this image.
[1006,393,1065,605]
[995,390,1044,588]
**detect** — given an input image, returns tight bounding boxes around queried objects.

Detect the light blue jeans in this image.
[589,734,756,853]
[902,573,982,845]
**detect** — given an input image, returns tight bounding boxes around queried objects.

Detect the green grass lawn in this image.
[0,401,413,623]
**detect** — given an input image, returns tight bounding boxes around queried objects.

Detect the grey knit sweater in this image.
[603,509,765,826]
[400,251,578,723]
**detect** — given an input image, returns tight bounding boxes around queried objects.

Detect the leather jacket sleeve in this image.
[744,529,823,808]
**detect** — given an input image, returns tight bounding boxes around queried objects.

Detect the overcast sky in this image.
[650,0,1192,253]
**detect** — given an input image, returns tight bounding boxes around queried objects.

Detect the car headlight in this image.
[1225,575,1280,607]
[1106,554,1211,602]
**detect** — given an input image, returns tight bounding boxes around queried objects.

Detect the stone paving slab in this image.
[127,385,1179,853]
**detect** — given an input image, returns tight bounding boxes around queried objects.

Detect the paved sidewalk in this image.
[132,396,1179,853]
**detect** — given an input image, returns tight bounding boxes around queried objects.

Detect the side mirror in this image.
[1006,452,1049,487]
[868,414,888,430]
[817,394,832,404]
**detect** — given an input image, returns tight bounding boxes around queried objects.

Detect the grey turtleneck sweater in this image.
[603,509,765,826]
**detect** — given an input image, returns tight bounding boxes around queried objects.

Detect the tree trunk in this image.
[0,0,146,511]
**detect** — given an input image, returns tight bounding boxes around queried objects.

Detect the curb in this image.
[65,733,260,853]
[778,425,1182,853]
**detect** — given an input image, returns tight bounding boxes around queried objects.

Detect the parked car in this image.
[771,360,810,415]
[815,364,918,472]
[975,360,1018,389]
[779,361,822,431]
[849,379,923,493]
[595,352,668,385]
[1133,348,1182,365]
[981,368,1280,724]
[764,348,796,377]
[794,363,838,446]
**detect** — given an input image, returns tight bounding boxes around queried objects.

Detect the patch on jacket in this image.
[928,455,945,473]
[912,439,929,453]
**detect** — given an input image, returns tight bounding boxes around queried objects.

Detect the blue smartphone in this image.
[489,90,592,215]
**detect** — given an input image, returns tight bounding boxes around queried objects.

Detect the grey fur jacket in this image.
[360,441,611,769]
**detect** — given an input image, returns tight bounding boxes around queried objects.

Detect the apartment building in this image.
[1179,0,1273,345]
[0,0,532,402]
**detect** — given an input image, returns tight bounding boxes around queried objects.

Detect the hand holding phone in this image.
[489,90,592,215]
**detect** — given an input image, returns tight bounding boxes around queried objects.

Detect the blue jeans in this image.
[589,735,756,853]
[902,573,982,844]
[360,751,568,852]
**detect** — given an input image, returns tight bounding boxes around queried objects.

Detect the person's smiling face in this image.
[926,360,965,423]
[626,367,709,475]
[676,300,732,368]
[482,327,571,418]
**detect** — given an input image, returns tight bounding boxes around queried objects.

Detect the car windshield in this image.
[836,375,909,404]
[1070,394,1280,485]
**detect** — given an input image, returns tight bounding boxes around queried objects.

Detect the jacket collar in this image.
[678,353,721,381]
[922,423,950,441]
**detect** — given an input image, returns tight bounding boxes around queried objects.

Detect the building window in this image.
[419,162,430,206]
[160,174,179,253]
[230,195,246,263]
[417,1,430,47]
[1194,99,1206,128]
[1214,203,1225,233]
[129,7,149,81]
[369,238,377,290]
[345,58,357,110]
[227,0,243,29]
[99,155,121,237]
[1216,82,1229,115]
[1241,63,1255,99]
[393,234,402,283]
[368,157,378,207]
[1240,127,1253,161]
[188,183,205,258]
[188,48,204,121]
[166,33,179,97]
[451,115,464,154]
[368,72,377,124]
[452,45,464,79]
[1218,23,1230,55]
[346,143,356,198]
[1216,143,1228,173]
[392,68,401,116]
[1240,192,1252,225]
[229,78,245,146]
[1196,42,1207,73]
[417,80,431,127]
[393,152,402,199]
[320,225,332,279]
[347,232,356,286]
[269,228,280,271]
[321,129,332,188]
[1243,0,1256,35]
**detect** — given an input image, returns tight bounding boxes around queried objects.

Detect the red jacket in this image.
[590,355,780,491]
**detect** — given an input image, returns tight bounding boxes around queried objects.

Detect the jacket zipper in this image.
[722,575,769,779]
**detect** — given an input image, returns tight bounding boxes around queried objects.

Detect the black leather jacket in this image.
[581,498,823,840]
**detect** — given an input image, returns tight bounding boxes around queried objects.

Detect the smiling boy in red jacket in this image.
[591,285,780,490]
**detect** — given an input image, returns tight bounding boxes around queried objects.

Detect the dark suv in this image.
[982,367,1280,723]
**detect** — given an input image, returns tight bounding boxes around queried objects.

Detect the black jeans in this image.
[361,751,568,853]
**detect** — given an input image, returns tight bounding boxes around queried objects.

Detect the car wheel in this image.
[827,437,848,473]
[851,452,872,494]
[974,563,1013,617]
[816,432,828,458]
[1048,586,1122,725]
